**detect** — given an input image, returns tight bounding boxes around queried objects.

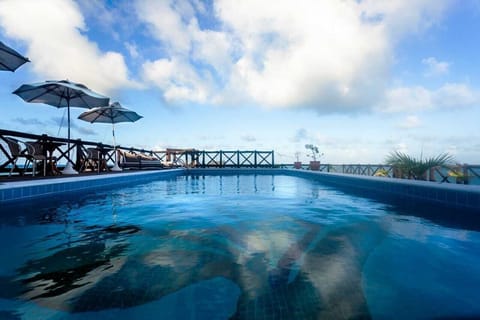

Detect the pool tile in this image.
[456,191,468,207]
[445,191,457,204]
[12,188,21,200]
[467,193,480,209]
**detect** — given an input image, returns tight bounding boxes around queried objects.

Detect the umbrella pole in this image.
[62,99,79,174]
[111,122,122,171]
[112,122,116,149]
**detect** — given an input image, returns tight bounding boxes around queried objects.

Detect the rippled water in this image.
[1,174,480,319]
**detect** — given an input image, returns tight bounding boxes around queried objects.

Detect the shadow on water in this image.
[19,242,127,299]
[2,215,386,319]
[0,224,140,310]
[0,209,383,318]
[0,310,21,320]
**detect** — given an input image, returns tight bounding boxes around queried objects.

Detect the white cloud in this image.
[125,42,140,59]
[398,115,422,129]
[433,83,477,108]
[216,0,392,110]
[382,86,433,112]
[135,0,455,113]
[394,142,409,154]
[358,0,452,38]
[135,0,194,54]
[422,57,449,76]
[0,0,138,95]
[380,83,478,112]
[142,58,211,103]
[136,0,233,103]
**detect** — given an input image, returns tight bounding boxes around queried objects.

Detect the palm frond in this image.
[385,151,454,180]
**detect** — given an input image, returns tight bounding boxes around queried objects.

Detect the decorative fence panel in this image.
[193,150,275,168]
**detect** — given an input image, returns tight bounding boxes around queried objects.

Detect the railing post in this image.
[237,150,240,168]
[41,134,48,158]
[220,150,223,168]
[271,150,274,168]
[75,139,82,170]
[463,164,469,185]
[254,151,257,168]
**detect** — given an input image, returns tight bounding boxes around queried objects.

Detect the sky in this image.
[0,0,479,164]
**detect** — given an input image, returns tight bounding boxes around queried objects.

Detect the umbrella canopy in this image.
[78,101,143,124]
[0,41,29,71]
[78,102,142,171]
[13,80,109,174]
[13,80,109,109]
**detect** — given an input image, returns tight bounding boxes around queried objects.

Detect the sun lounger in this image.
[138,152,164,169]
[118,150,164,169]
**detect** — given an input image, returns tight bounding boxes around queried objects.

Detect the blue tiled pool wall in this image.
[0,170,184,203]
[187,168,479,211]
[1,168,479,212]
[287,170,480,211]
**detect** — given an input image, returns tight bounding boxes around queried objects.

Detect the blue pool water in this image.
[0,174,479,319]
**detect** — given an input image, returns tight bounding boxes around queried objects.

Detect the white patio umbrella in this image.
[13,80,109,174]
[0,41,29,72]
[78,102,143,171]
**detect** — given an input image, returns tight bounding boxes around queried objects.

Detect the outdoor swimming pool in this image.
[0,173,479,319]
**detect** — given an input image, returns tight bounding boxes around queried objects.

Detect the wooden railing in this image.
[0,129,275,175]
[193,150,275,168]
[0,129,114,174]
[2,128,476,183]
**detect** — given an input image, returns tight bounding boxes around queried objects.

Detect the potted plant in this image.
[294,151,302,169]
[305,144,322,171]
[385,151,453,180]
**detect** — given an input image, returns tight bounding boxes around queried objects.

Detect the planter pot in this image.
[393,168,403,178]
[294,161,302,169]
[309,161,320,171]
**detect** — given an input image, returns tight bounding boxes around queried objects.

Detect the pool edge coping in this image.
[0,169,185,203]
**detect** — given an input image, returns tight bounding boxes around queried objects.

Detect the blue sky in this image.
[0,0,479,164]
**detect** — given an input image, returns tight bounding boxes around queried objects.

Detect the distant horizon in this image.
[1,0,479,165]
